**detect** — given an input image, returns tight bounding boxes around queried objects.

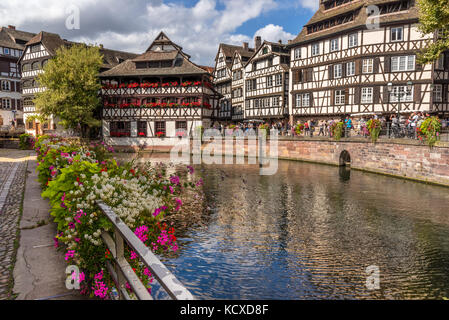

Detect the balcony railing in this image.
[101,82,214,96]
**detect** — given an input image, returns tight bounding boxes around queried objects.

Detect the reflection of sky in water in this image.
[119,154,449,300]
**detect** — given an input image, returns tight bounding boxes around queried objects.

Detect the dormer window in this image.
[262,47,269,55]
[161,60,172,68]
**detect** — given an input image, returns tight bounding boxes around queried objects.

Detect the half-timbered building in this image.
[214,43,254,122]
[0,26,35,128]
[231,43,254,121]
[244,39,290,120]
[99,32,220,146]
[288,0,449,122]
[19,31,137,136]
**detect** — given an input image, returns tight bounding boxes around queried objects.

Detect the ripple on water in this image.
[122,156,449,300]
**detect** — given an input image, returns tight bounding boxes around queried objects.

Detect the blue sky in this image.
[0,0,318,65]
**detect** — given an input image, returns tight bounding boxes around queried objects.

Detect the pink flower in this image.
[170,176,180,185]
[53,237,59,248]
[65,250,75,261]
[175,198,183,211]
[134,226,149,242]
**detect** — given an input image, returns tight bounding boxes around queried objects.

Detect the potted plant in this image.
[366,119,382,143]
[330,122,344,141]
[155,131,165,138]
[295,123,304,136]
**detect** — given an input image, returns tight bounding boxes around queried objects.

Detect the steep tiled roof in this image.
[24,31,137,70]
[290,0,420,45]
[0,26,35,50]
[100,32,208,77]
[218,43,255,68]
[100,57,207,77]
[132,51,179,62]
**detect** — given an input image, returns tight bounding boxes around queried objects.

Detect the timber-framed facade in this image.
[99,32,220,146]
[214,42,254,122]
[0,26,35,128]
[244,39,290,120]
[287,0,449,121]
[18,31,137,136]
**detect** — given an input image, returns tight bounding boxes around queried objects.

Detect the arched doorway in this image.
[339,150,351,167]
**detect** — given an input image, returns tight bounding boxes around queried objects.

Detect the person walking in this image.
[318,120,325,136]
[344,116,352,138]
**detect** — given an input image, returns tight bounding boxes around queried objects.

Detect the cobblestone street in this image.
[0,150,32,300]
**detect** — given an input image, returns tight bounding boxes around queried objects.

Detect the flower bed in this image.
[35,135,201,299]
[19,133,36,150]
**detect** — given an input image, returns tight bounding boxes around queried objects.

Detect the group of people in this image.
[212,113,448,140]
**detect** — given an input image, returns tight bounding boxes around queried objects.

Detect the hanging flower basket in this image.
[367,119,382,143]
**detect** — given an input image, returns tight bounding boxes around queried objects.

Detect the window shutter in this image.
[328,65,333,80]
[414,84,421,102]
[374,86,381,104]
[331,90,335,106]
[356,59,362,75]
[354,87,361,105]
[384,57,391,73]
[373,57,380,74]
[342,63,347,77]
[11,99,16,109]
[308,69,313,82]
[292,70,297,84]
[345,88,350,104]
[310,92,314,107]
[383,86,390,103]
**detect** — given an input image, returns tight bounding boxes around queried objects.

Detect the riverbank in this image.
[110,137,449,188]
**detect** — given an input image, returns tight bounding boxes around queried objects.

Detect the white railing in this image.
[97,201,195,300]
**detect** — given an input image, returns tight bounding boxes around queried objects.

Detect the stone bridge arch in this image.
[339,150,351,167]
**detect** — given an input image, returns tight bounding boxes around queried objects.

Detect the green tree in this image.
[417,0,449,64]
[34,44,103,138]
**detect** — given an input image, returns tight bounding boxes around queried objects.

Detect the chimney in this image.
[255,36,262,50]
[8,25,16,30]
[243,42,249,50]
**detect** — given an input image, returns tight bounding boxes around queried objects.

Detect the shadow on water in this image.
[118,153,449,300]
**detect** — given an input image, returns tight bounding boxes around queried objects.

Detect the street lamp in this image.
[387,81,413,118]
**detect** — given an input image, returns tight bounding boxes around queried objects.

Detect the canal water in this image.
[119,154,449,300]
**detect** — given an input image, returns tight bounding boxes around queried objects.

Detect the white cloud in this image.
[0,0,301,65]
[254,24,295,45]
[298,0,319,11]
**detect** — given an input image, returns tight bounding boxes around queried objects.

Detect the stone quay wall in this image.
[113,137,449,187]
